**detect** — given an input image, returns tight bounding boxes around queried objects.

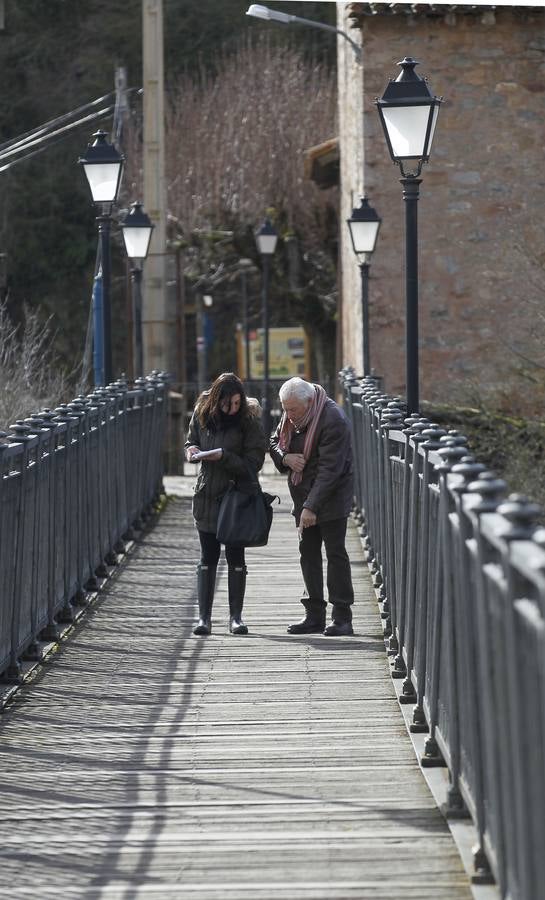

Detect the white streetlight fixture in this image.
[346,197,382,378]
[254,217,278,435]
[376,57,444,414]
[246,3,291,23]
[121,201,154,261]
[255,218,278,257]
[120,202,154,379]
[347,196,381,259]
[79,130,125,386]
[376,57,443,179]
[78,130,124,205]
[246,4,362,61]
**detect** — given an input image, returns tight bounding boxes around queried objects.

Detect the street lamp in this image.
[255,218,278,435]
[238,258,255,381]
[79,130,125,386]
[376,57,443,414]
[347,197,381,377]
[120,201,154,378]
[246,4,362,60]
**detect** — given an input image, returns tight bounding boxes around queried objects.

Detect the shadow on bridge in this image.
[0,458,491,899]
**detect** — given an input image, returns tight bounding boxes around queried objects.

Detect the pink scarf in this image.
[278,384,328,485]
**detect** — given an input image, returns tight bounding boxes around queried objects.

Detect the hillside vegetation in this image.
[0,0,337,383]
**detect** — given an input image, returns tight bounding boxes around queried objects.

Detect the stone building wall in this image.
[337,3,545,413]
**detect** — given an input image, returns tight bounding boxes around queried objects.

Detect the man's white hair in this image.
[279,377,315,403]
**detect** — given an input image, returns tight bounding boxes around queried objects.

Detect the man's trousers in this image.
[298,516,354,622]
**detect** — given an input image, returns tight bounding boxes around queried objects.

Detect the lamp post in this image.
[376,57,443,414]
[120,202,154,378]
[255,218,278,436]
[238,258,254,381]
[347,197,381,377]
[79,130,125,386]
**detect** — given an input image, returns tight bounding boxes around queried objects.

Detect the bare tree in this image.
[123,35,339,382]
[163,35,337,243]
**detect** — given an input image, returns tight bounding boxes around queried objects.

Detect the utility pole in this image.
[113,66,129,146]
[142,0,169,374]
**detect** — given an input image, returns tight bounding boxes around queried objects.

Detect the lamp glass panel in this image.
[427,104,440,154]
[256,233,278,255]
[122,226,153,260]
[382,105,431,159]
[350,220,380,255]
[83,162,122,203]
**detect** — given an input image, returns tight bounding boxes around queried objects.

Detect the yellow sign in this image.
[237,326,310,380]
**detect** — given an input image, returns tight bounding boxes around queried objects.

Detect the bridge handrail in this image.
[0,373,169,685]
[340,368,545,900]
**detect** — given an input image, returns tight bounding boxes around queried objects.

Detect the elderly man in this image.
[269,377,355,636]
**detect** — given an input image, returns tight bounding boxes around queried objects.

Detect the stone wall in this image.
[337,4,545,413]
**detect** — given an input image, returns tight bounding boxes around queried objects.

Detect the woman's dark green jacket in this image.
[185,399,267,533]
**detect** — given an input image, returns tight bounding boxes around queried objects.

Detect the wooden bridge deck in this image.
[0,466,476,899]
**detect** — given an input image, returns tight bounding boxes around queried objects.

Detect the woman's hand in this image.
[284,452,305,473]
[186,446,224,463]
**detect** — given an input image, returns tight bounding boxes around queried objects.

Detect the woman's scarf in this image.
[278,384,328,485]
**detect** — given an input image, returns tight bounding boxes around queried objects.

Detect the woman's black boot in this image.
[193,564,217,635]
[228,565,248,635]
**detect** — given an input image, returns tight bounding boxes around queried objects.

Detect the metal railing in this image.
[340,368,545,900]
[0,373,168,683]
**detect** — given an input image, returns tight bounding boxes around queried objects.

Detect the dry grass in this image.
[0,302,69,429]
[423,400,545,514]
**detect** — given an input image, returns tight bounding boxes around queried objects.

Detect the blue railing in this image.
[0,374,168,683]
[341,368,545,900]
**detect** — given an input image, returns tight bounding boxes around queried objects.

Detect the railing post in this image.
[396,427,433,696]
[4,423,36,681]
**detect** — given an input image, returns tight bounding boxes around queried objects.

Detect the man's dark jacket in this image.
[269,398,354,526]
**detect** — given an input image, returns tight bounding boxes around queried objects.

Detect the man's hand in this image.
[284,452,306,473]
[186,445,200,462]
[299,507,317,530]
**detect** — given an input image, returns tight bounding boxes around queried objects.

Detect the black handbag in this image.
[216,463,278,548]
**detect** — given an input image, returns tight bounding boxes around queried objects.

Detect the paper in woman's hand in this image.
[190,448,221,461]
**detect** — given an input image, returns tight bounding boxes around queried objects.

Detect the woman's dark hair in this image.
[196,372,248,427]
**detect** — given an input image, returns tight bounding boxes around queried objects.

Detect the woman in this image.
[185,373,266,636]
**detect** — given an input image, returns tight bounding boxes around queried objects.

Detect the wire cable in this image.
[0,106,115,172]
[0,92,115,154]
[0,88,142,165]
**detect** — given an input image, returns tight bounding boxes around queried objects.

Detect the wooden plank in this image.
[0,465,474,897]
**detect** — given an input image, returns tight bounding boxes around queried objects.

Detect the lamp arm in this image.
[398,160,425,179]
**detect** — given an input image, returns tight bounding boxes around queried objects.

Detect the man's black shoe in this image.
[323,621,354,637]
[287,616,326,635]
